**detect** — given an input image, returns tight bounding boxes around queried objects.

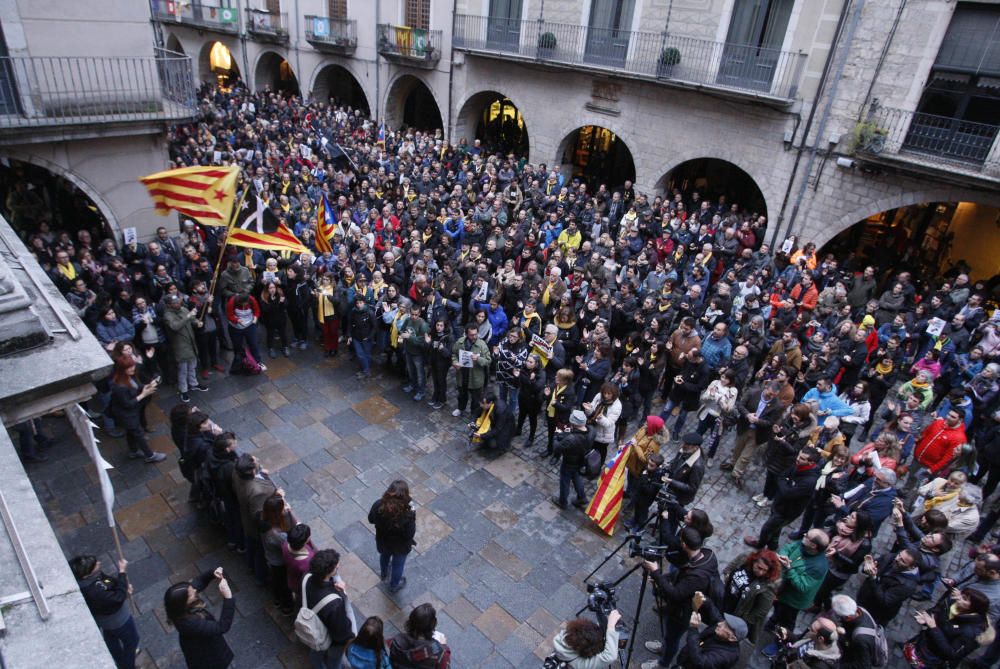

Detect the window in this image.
[265,0,280,14]
[486,0,522,48]
[585,0,636,66]
[908,4,1000,164]
[405,0,430,30]
[717,0,794,91]
[328,0,346,20]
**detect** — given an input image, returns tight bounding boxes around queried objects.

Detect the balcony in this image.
[452,14,805,103]
[377,24,442,69]
[0,50,198,138]
[246,8,289,44]
[305,16,357,55]
[150,0,239,35]
[855,103,1000,183]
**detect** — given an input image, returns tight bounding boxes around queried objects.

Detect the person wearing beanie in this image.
[551,410,593,510]
[625,415,670,480]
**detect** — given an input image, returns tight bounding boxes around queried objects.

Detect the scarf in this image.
[816,460,839,490]
[924,487,960,513]
[911,377,931,390]
[547,384,566,418]
[57,262,77,280]
[875,359,894,375]
[829,532,865,558]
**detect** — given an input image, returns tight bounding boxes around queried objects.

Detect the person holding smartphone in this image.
[164,567,235,669]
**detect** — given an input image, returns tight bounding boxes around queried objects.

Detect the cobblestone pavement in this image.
[24,345,973,668]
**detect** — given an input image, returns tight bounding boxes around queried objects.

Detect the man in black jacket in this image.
[551,410,593,510]
[304,549,356,668]
[641,527,722,669]
[855,547,920,626]
[71,555,139,669]
[675,598,747,669]
[472,393,514,453]
[663,433,706,507]
[723,381,785,484]
[745,447,822,550]
[831,594,878,669]
[345,294,376,378]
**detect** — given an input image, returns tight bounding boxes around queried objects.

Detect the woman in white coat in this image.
[584,382,623,465]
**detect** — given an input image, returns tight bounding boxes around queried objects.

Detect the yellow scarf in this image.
[57,262,77,281]
[316,285,336,321]
[547,384,566,418]
[542,283,552,307]
[924,488,960,513]
[389,310,407,348]
[471,404,494,444]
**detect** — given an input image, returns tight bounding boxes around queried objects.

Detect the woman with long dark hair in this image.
[261,493,296,615]
[259,281,290,358]
[428,318,454,411]
[389,604,451,668]
[367,480,417,594]
[516,353,547,447]
[906,587,989,668]
[346,616,391,669]
[109,358,166,463]
[812,510,873,611]
[163,567,235,669]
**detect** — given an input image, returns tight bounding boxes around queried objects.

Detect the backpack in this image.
[542,653,571,669]
[580,448,603,480]
[853,608,889,667]
[295,573,340,651]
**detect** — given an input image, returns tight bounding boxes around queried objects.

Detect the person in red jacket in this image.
[912,409,967,484]
[789,275,819,314]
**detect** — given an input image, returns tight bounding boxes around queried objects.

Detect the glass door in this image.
[0,24,19,116]
[585,0,635,68]
[487,0,522,50]
[717,0,793,91]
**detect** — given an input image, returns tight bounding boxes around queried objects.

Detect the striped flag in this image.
[314,194,336,255]
[229,193,309,254]
[585,442,633,535]
[139,165,239,227]
[376,122,386,147]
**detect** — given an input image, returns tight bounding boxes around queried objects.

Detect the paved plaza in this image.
[26,346,968,668]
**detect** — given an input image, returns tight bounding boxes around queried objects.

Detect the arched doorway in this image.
[455,91,529,156]
[198,40,240,89]
[254,51,300,97]
[0,159,115,243]
[821,201,1000,281]
[656,158,768,220]
[385,75,443,133]
[311,64,369,115]
[556,126,635,192]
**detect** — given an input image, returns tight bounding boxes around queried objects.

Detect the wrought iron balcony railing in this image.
[377,24,442,68]
[150,0,239,34]
[453,14,805,101]
[246,8,289,43]
[304,15,357,54]
[856,103,1000,179]
[0,50,198,130]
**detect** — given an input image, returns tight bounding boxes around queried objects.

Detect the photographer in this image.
[550,610,622,668]
[640,527,722,669]
[626,452,666,531]
[769,616,841,669]
[663,433,707,508]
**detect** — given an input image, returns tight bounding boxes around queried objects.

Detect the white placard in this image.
[458,349,475,368]
[926,317,946,337]
[123,227,137,246]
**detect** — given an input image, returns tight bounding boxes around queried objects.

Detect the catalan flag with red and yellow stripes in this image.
[314,194,336,255]
[585,442,633,535]
[139,165,239,227]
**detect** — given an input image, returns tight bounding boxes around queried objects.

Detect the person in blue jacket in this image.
[802,377,854,418]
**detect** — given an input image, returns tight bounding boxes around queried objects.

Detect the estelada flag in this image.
[586,442,633,535]
[230,194,309,254]
[140,165,238,227]
[314,194,336,255]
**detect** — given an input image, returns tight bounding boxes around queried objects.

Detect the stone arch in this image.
[553,122,637,192]
[454,90,530,157]
[383,73,443,132]
[165,33,185,55]
[812,187,1000,249]
[2,153,122,240]
[655,157,770,220]
[309,62,370,114]
[197,39,240,87]
[253,50,300,96]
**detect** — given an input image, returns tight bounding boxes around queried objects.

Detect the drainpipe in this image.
[375,0,381,122]
[774,0,865,247]
[770,0,851,247]
[446,0,457,144]
[240,5,251,88]
[293,0,302,95]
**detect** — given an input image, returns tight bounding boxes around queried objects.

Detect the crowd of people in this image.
[11,78,1000,668]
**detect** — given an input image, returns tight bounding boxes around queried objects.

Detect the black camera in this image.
[586,582,618,616]
[655,486,678,508]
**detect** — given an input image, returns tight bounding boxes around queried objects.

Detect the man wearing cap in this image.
[551,410,593,510]
[662,433,706,508]
[673,595,746,669]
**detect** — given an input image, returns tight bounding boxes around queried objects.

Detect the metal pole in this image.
[0,487,51,620]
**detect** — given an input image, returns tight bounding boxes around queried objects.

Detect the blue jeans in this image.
[559,463,586,505]
[379,551,408,589]
[229,322,263,365]
[353,338,373,374]
[103,616,139,669]
[500,382,519,416]
[405,351,426,394]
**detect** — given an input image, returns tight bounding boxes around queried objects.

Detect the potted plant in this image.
[851,120,887,154]
[537,31,557,56]
[657,47,681,77]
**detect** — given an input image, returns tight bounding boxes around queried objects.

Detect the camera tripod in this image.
[578,509,667,669]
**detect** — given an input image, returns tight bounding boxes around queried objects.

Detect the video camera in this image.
[586,582,618,616]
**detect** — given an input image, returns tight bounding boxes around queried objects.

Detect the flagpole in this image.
[110,521,138,611]
[201,186,249,321]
